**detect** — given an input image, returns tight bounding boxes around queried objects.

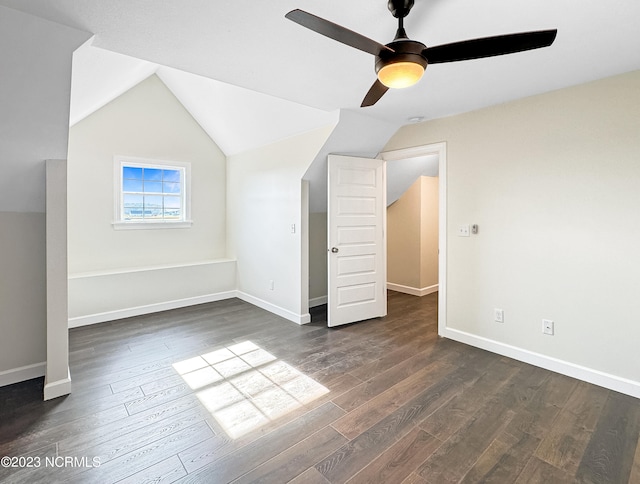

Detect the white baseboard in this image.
[441,327,640,399]
[44,369,71,400]
[0,362,45,388]
[309,296,327,308]
[69,289,314,328]
[68,291,237,328]
[387,283,438,297]
[236,291,311,325]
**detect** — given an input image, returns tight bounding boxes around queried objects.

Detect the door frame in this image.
[380,142,447,336]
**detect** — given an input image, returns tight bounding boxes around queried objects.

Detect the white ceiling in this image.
[3,0,640,151]
[70,42,338,155]
[387,155,439,207]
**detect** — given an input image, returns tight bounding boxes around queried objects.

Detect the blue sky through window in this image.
[122,164,183,221]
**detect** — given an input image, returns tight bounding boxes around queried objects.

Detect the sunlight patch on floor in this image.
[172,341,329,439]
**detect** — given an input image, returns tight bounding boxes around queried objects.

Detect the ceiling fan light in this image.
[377,61,424,88]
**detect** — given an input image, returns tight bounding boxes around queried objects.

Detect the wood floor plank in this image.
[417,397,517,483]
[176,402,345,481]
[575,391,640,484]
[66,407,213,476]
[287,467,331,484]
[533,381,613,479]
[0,386,141,449]
[343,332,439,382]
[110,367,178,394]
[116,455,187,484]
[317,363,483,483]
[346,428,442,484]
[420,358,521,441]
[67,422,214,483]
[0,443,58,484]
[401,472,429,484]
[0,403,129,457]
[125,383,194,415]
[332,340,457,413]
[564,381,610,431]
[233,426,347,484]
[501,368,561,440]
[630,435,640,484]
[460,429,540,483]
[514,456,573,483]
[57,394,205,454]
[533,407,592,475]
[331,358,458,439]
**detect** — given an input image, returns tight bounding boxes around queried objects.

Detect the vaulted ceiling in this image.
[2,0,640,154]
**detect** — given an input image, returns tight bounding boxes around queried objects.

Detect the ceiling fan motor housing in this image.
[388,0,415,18]
[375,39,428,75]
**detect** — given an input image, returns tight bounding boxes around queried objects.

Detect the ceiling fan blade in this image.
[361,80,389,107]
[286,9,393,56]
[423,29,557,64]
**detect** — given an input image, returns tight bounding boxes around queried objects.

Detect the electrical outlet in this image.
[458,225,470,237]
[494,308,504,323]
[542,319,554,335]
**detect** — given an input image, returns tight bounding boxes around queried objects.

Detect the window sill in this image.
[112,220,193,230]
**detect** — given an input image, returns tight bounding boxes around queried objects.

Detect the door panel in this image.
[328,155,386,327]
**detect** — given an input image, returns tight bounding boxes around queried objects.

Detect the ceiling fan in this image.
[285,0,557,107]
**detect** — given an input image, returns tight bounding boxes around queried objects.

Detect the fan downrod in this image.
[388,0,414,19]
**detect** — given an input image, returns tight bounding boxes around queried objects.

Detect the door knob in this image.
[331,247,339,253]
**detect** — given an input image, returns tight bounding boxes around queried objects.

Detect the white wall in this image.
[420,176,439,290]
[0,213,47,381]
[309,212,328,304]
[387,176,439,296]
[227,126,335,323]
[387,178,422,289]
[0,6,90,386]
[67,74,233,323]
[384,70,640,396]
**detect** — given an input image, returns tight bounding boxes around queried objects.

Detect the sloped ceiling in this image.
[70,43,338,156]
[2,0,639,129]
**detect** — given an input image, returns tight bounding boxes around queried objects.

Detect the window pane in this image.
[144,168,163,181]
[123,194,143,207]
[123,179,143,192]
[123,166,142,180]
[164,195,181,209]
[118,161,188,223]
[163,169,181,182]
[123,207,144,219]
[163,182,181,194]
[144,195,163,207]
[144,195,163,217]
[144,181,163,193]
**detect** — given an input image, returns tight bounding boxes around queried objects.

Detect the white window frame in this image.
[113,156,192,230]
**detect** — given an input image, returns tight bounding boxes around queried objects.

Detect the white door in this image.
[327,155,387,327]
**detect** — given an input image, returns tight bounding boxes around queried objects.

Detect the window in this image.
[114,157,191,229]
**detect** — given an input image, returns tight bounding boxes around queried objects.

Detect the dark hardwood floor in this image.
[1,291,639,483]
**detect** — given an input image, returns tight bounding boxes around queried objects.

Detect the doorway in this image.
[386,155,439,296]
[380,142,447,335]
[306,142,447,331]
